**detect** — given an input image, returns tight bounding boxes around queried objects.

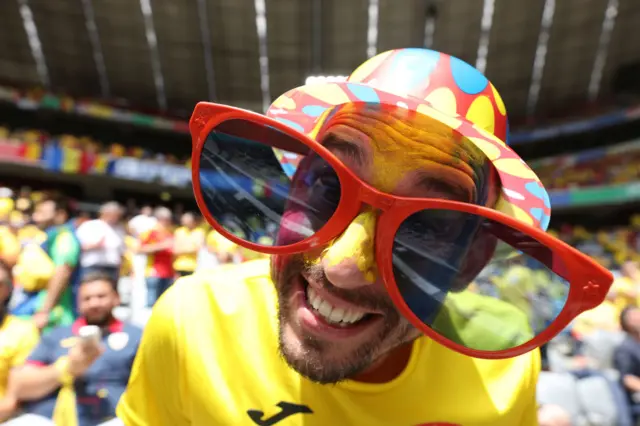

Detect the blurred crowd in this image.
[0,186,269,425]
[487,221,640,425]
[0,126,190,184]
[1,183,640,425]
[533,144,640,191]
[4,122,640,193]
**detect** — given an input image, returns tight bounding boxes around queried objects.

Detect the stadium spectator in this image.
[0,221,20,269]
[76,202,126,283]
[7,272,141,426]
[137,207,174,306]
[571,289,620,339]
[0,260,38,422]
[612,261,640,309]
[203,228,239,266]
[126,206,155,240]
[12,195,81,331]
[0,191,20,268]
[614,307,640,418]
[7,210,43,247]
[172,212,204,277]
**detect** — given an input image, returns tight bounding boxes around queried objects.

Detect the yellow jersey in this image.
[572,300,620,338]
[16,225,46,246]
[120,235,138,277]
[206,230,239,253]
[117,260,540,426]
[611,276,638,313]
[0,315,39,397]
[173,227,205,272]
[0,226,20,266]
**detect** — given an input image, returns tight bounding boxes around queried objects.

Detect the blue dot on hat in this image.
[275,118,304,133]
[540,211,551,230]
[450,56,489,95]
[388,49,441,90]
[525,181,551,208]
[301,105,328,117]
[530,208,544,222]
[346,83,380,103]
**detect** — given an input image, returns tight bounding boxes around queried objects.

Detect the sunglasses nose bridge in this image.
[358,185,395,211]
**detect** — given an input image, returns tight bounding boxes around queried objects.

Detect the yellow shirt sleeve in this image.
[116,282,191,426]
[11,322,39,367]
[519,349,541,425]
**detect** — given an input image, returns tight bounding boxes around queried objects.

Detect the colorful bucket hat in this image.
[266,48,551,231]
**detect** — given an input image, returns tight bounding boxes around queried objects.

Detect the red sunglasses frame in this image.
[189,102,614,360]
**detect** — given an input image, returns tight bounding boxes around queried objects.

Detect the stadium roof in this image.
[1,0,639,123]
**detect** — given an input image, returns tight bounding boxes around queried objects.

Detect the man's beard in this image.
[273,256,417,384]
[85,313,112,328]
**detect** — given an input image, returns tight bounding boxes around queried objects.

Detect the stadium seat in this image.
[576,374,633,426]
[537,372,586,425]
[581,330,626,372]
[538,371,633,426]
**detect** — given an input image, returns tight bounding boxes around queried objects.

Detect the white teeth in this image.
[306,286,366,325]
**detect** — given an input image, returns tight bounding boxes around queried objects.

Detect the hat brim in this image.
[266,81,551,231]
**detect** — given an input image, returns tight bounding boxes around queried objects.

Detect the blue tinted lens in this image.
[198,119,341,246]
[392,209,569,352]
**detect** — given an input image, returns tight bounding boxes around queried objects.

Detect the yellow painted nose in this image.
[322,210,378,287]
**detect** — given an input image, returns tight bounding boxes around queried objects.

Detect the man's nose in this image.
[322,210,378,289]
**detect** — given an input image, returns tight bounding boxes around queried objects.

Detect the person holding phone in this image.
[6,272,142,426]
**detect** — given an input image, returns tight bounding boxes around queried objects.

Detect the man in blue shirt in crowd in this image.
[5,272,141,426]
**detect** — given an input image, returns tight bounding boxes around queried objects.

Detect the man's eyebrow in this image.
[322,135,367,166]
[415,174,473,203]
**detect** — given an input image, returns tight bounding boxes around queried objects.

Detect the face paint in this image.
[320,105,492,203]
[289,105,496,288]
[323,211,378,283]
[270,105,499,385]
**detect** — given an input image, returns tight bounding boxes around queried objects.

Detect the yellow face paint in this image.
[322,105,487,198]
[323,211,377,283]
[311,105,493,284]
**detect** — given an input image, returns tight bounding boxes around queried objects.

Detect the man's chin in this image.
[85,315,111,327]
[272,257,415,384]
[278,320,377,384]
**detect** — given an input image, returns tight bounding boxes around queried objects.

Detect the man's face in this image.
[103,209,122,225]
[32,200,57,230]
[181,214,196,229]
[626,309,640,335]
[622,261,639,278]
[272,107,495,383]
[157,217,173,231]
[78,280,119,326]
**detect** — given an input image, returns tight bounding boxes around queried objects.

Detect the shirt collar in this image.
[72,316,124,335]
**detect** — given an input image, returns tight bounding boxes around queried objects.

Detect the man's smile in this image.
[291,273,385,341]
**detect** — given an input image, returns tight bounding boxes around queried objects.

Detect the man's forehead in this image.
[318,106,493,200]
[324,107,483,161]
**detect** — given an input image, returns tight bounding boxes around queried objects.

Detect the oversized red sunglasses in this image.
[189,102,613,360]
